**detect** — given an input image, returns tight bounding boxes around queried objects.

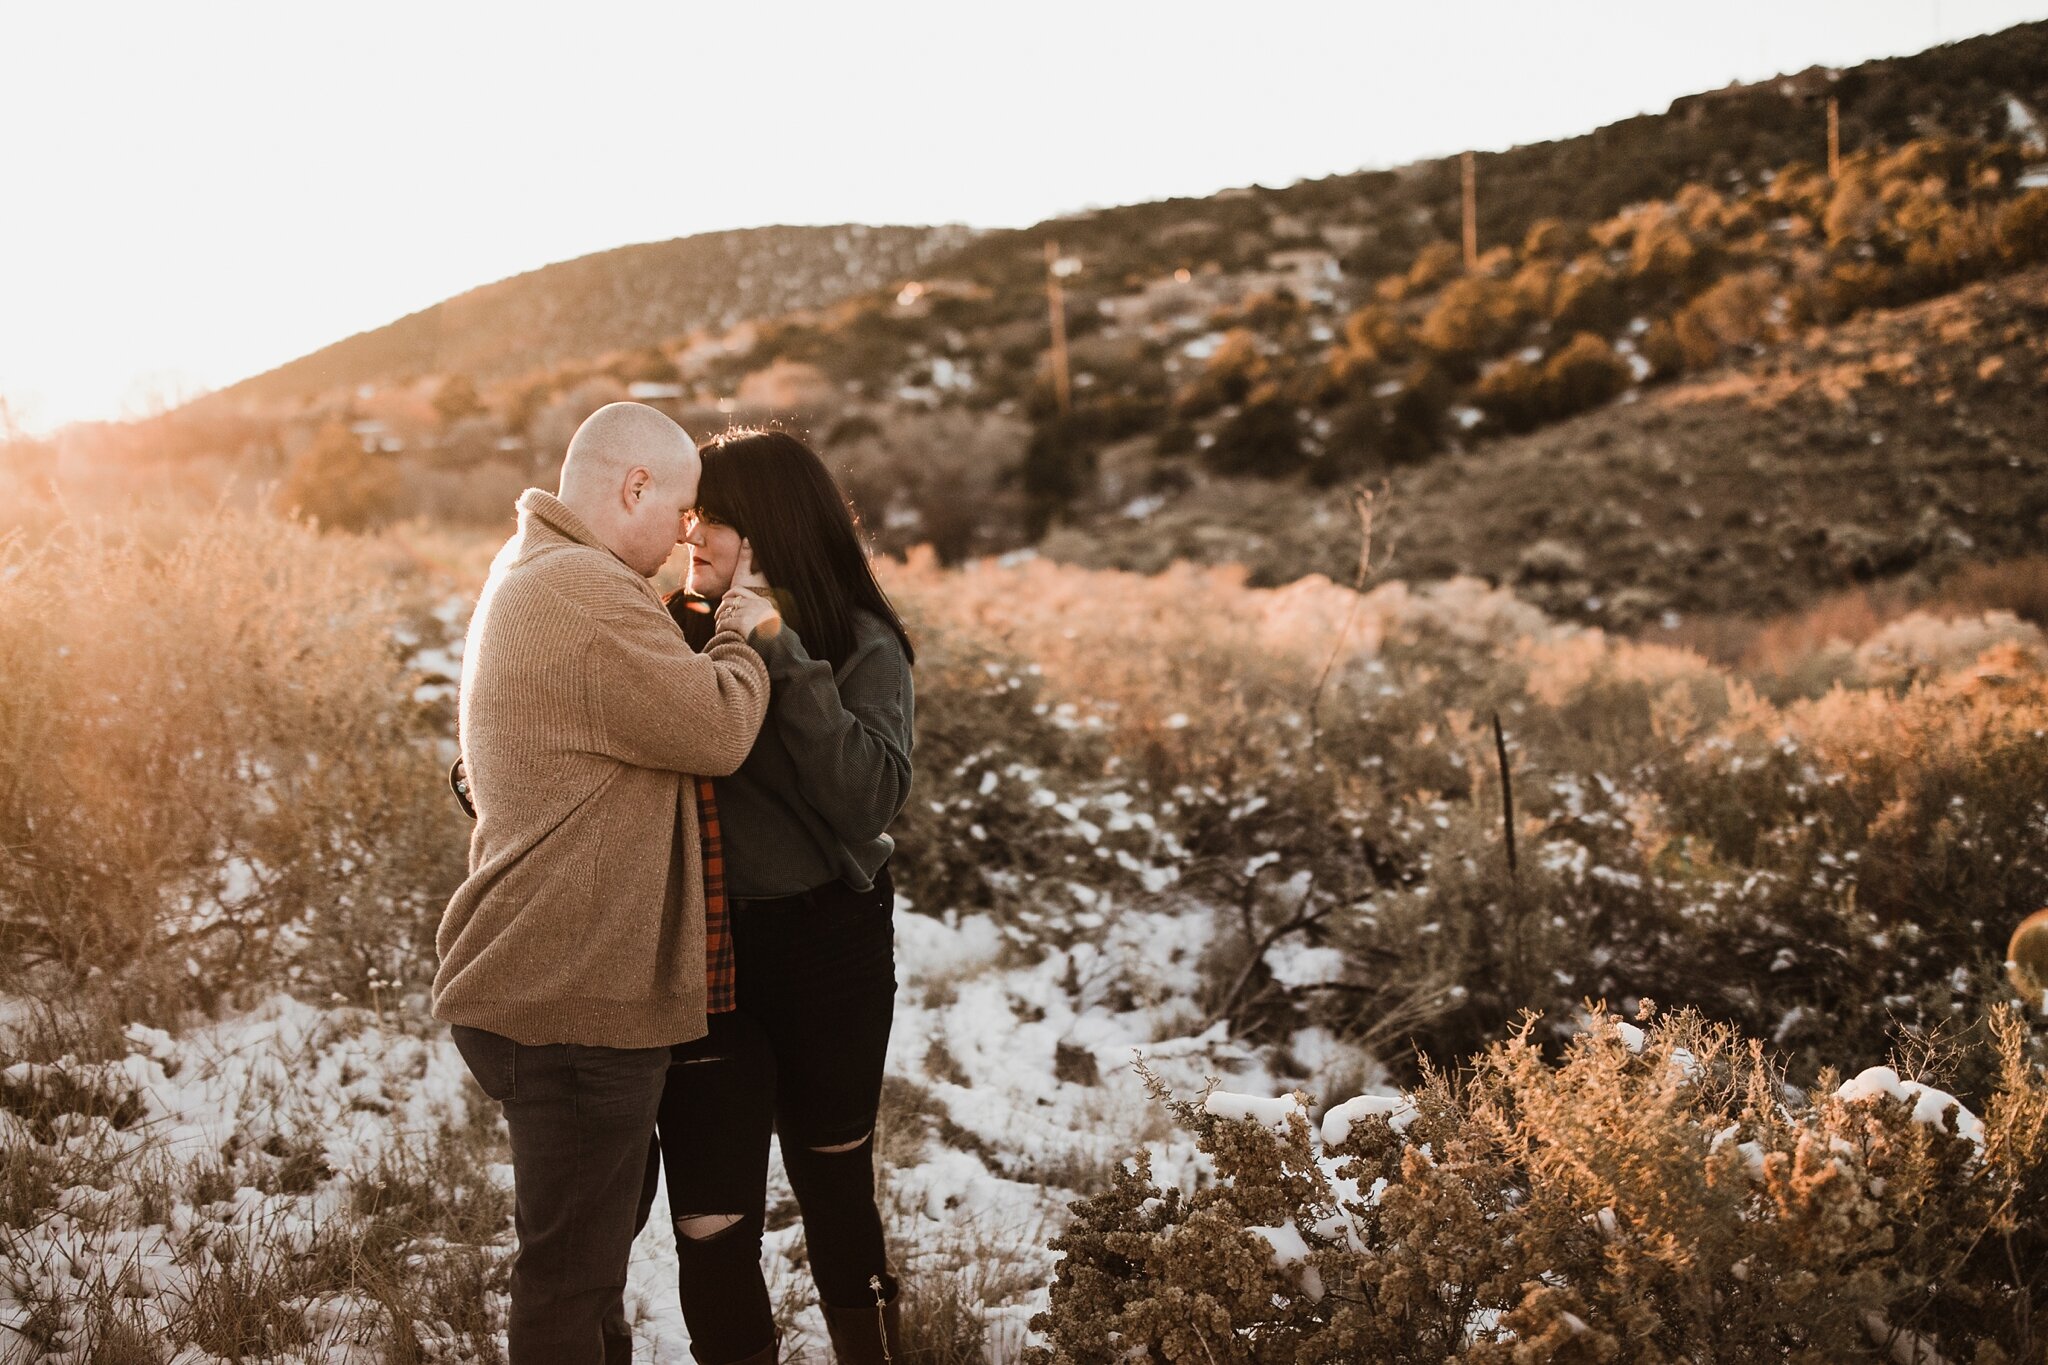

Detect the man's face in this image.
[621,449,700,578]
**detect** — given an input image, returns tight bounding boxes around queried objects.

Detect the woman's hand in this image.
[730,539,772,595]
[718,540,781,639]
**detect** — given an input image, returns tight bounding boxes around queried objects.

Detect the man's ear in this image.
[625,466,651,508]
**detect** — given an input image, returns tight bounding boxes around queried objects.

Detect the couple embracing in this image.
[431,402,916,1364]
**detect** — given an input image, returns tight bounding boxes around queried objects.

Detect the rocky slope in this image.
[1043,266,2048,626]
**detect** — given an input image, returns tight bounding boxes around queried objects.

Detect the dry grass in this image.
[897,1263,993,1365]
[0,502,469,1016]
[6,495,2039,1086]
[0,997,513,1363]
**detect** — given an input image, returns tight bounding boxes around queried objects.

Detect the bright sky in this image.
[4,0,2046,434]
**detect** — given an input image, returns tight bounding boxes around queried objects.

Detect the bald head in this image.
[560,402,697,506]
[557,402,701,577]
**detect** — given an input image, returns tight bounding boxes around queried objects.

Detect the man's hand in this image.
[719,540,781,638]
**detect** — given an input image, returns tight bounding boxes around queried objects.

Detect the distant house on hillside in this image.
[1205,248,1345,307]
[2007,96,2048,158]
[1267,248,1341,287]
[1320,224,1370,254]
[674,322,760,381]
[349,419,402,453]
[1099,273,1217,328]
[892,278,991,316]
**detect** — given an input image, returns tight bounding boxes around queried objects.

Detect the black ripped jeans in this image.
[642,864,898,1365]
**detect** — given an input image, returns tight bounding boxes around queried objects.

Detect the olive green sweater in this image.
[432,490,770,1049]
[672,600,914,898]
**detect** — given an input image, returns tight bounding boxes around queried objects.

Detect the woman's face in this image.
[683,510,744,597]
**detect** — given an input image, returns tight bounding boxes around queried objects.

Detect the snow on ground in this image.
[625,898,1287,1362]
[0,996,483,1360]
[1,893,1365,1362]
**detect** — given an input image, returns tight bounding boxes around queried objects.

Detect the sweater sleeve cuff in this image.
[750,621,819,679]
[702,622,755,656]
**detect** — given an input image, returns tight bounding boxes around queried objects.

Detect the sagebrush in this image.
[1031,1005,2048,1363]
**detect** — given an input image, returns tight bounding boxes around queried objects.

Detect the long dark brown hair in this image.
[681,428,914,669]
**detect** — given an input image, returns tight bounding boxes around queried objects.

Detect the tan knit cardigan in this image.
[431,489,770,1048]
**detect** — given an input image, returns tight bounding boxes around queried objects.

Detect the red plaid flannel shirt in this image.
[696,777,735,1013]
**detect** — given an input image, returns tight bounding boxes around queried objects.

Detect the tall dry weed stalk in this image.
[1307,483,1385,765]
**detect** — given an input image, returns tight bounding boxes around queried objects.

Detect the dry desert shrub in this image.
[1030,1005,2048,1364]
[1933,555,2048,629]
[886,552,1544,803]
[0,505,468,1013]
[1672,564,2048,697]
[885,554,2048,1082]
[5,503,2039,1118]
[828,408,1032,564]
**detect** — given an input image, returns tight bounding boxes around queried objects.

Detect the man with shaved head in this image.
[435,402,778,1363]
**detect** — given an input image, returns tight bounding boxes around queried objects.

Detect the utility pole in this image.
[1044,238,1072,417]
[1461,151,1479,271]
[1826,95,1842,181]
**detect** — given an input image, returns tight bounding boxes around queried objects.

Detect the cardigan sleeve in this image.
[539,556,770,777]
[591,606,770,776]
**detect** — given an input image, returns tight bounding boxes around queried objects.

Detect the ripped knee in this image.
[807,1130,872,1155]
[676,1212,745,1241]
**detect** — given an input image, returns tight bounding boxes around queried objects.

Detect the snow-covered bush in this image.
[1655,640,2048,1068]
[1031,1005,2048,1363]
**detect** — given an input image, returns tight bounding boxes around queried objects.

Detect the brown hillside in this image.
[197,21,2048,415]
[207,223,970,407]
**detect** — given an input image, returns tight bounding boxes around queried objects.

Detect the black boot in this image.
[821,1275,902,1365]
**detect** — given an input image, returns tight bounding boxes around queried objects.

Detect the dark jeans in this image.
[643,865,898,1365]
[454,1025,671,1365]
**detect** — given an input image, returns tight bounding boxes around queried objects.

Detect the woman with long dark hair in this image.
[654,428,916,1365]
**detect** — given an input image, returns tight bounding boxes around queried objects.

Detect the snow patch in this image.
[1836,1065,1985,1151]
[1205,1090,1309,1129]
[1321,1093,1419,1145]
[1248,1221,1325,1301]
